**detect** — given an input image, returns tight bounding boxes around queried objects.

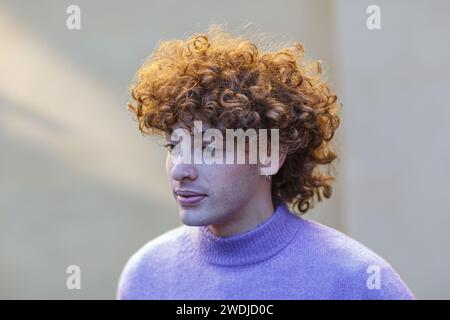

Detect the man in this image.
[117,25,415,299]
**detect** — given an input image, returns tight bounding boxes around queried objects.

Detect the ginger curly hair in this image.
[128,25,341,215]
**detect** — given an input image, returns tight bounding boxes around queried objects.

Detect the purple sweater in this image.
[117,203,415,299]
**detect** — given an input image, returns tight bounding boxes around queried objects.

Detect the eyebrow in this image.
[166,128,228,143]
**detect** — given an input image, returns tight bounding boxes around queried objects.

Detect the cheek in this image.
[210,165,258,192]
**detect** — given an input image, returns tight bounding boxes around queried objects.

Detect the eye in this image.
[163,143,176,151]
[202,144,217,157]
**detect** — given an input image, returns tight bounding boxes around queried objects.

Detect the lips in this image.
[175,189,207,206]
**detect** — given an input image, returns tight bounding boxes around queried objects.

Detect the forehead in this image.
[165,121,226,140]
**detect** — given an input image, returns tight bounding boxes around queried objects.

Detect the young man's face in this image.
[164,121,270,230]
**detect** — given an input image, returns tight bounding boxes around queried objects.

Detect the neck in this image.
[208,183,274,237]
[196,201,301,266]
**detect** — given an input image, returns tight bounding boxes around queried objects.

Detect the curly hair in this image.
[128,25,341,215]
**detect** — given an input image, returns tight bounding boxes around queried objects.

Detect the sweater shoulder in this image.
[116,225,193,299]
[294,218,416,299]
[299,218,388,266]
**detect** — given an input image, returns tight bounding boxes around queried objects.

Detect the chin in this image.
[178,208,209,226]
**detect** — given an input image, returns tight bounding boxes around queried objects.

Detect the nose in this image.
[170,154,198,182]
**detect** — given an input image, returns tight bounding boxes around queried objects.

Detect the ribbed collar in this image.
[195,203,302,266]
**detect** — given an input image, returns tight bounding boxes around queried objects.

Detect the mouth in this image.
[175,190,207,206]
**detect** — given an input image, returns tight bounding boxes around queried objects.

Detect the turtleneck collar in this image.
[195,202,303,266]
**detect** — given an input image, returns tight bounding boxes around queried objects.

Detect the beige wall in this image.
[333,0,450,299]
[0,0,448,299]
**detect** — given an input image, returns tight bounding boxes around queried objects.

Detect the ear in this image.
[259,143,289,176]
[271,144,288,175]
[278,144,288,171]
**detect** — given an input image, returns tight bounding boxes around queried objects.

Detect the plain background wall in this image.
[333,0,450,299]
[0,0,448,299]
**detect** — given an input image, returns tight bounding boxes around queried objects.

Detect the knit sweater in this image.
[117,203,415,299]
